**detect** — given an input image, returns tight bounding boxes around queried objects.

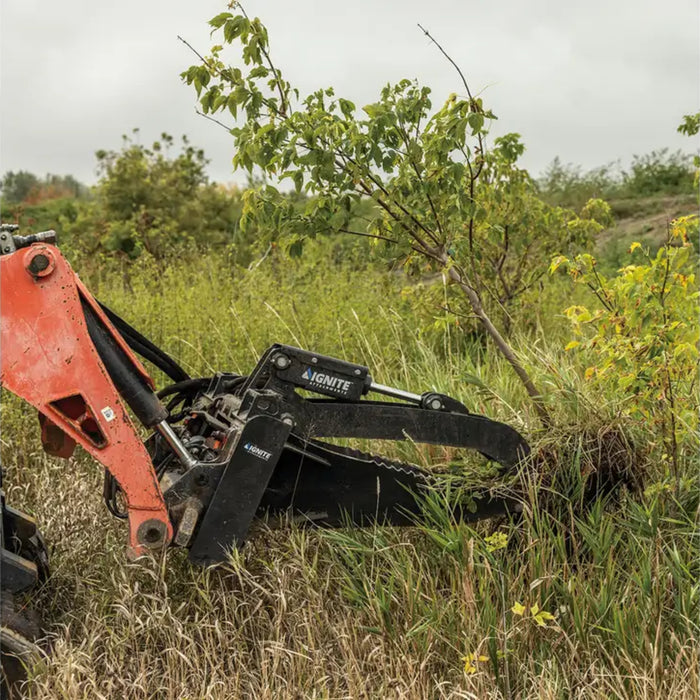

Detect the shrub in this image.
[553,215,699,477]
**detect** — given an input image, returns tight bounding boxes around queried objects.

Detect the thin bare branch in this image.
[417,24,474,102]
[337,228,399,244]
[417,23,486,159]
[195,108,233,132]
[178,35,211,67]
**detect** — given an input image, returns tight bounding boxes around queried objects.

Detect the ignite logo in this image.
[302,368,352,395]
[243,442,272,461]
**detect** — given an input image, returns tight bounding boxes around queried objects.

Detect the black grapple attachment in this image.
[152,344,530,565]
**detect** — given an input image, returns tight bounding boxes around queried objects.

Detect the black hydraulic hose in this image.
[124,334,188,383]
[157,375,247,399]
[81,299,168,427]
[156,378,210,400]
[97,302,190,383]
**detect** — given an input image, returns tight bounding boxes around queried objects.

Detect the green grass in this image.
[2,246,697,699]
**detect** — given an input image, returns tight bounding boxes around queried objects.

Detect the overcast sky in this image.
[1,0,698,186]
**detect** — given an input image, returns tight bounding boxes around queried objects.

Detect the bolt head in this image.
[24,249,55,278]
[430,399,442,411]
[273,353,291,369]
[28,254,50,273]
[136,518,168,550]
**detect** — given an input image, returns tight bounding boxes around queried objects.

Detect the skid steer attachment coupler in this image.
[188,413,293,565]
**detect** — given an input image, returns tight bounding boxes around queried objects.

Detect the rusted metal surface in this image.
[0,243,171,556]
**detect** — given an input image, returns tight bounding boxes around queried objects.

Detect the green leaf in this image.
[208,12,232,29]
[362,103,381,119]
[223,17,244,43]
[293,171,304,193]
[467,112,484,134]
[288,239,304,257]
[461,373,487,389]
[249,66,270,79]
[197,66,210,88]
[339,98,355,118]
[227,94,238,118]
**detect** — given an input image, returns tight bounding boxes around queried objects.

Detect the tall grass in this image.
[2,247,697,698]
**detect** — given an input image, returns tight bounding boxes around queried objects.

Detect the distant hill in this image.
[596,193,697,269]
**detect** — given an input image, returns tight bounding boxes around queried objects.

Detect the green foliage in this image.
[537,157,621,210]
[1,170,40,203]
[578,197,613,227]
[552,215,699,473]
[182,8,597,323]
[3,221,698,698]
[62,132,248,262]
[182,6,615,424]
[0,196,80,235]
[624,149,696,198]
[538,148,697,210]
[1,10,698,697]
[677,111,700,189]
[677,112,700,137]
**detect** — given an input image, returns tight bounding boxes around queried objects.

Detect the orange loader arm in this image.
[1,238,172,557]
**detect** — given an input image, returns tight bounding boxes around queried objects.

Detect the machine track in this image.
[1,593,44,698]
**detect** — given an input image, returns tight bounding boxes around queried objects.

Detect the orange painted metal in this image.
[1,243,172,556]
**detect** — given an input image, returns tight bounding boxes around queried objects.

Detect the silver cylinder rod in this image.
[368,382,422,404]
[155,420,198,470]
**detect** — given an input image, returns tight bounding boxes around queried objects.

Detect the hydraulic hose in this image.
[81,299,168,427]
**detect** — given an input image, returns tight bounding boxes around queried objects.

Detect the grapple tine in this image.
[259,437,520,529]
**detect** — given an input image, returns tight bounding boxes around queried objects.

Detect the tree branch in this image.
[396,114,445,241]
[437,254,551,427]
[178,34,211,68]
[417,24,475,102]
[194,108,233,132]
[417,23,486,159]
[337,227,399,244]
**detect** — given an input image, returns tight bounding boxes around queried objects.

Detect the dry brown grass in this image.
[3,424,696,699]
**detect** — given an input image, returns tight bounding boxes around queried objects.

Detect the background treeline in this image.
[1,135,696,270]
[538,148,697,209]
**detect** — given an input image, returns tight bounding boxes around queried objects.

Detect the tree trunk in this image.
[439,253,552,428]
